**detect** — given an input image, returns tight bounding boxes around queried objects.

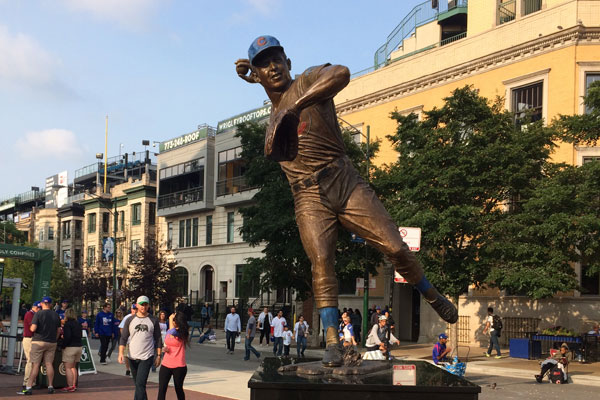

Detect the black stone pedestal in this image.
[248,357,480,400]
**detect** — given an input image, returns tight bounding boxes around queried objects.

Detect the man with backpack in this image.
[483,307,502,358]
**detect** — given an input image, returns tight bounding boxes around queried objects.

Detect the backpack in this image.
[492,315,503,330]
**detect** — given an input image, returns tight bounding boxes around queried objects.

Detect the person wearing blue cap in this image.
[235,35,458,367]
[56,299,69,320]
[433,333,452,365]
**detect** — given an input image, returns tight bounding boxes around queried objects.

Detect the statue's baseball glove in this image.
[264,109,299,162]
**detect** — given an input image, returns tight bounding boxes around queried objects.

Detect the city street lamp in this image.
[339,119,371,346]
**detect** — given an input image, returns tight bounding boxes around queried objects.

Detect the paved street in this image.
[1,337,598,399]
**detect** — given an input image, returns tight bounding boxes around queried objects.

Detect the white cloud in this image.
[0,25,63,92]
[246,0,281,16]
[15,129,86,161]
[59,0,165,31]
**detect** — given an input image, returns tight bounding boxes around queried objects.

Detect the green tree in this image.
[377,86,557,304]
[0,221,27,244]
[124,246,178,309]
[237,122,382,303]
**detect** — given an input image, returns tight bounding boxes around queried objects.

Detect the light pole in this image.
[338,118,371,346]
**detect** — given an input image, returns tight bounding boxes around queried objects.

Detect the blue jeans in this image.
[198,333,210,343]
[244,336,260,360]
[129,356,154,400]
[487,330,501,356]
[272,336,283,356]
[296,336,307,357]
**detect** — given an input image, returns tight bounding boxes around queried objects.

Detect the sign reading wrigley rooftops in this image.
[217,104,271,134]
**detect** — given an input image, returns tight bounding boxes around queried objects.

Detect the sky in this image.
[0,0,417,199]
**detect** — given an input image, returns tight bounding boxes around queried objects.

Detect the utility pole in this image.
[362,125,371,346]
[112,199,117,314]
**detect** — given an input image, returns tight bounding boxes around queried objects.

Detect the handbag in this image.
[235,335,241,344]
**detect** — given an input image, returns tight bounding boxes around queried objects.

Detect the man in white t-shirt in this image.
[483,306,501,358]
[118,296,162,400]
[271,310,286,356]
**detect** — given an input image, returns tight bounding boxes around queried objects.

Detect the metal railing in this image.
[448,316,471,343]
[498,0,516,25]
[158,186,204,209]
[524,0,542,16]
[440,31,467,46]
[499,317,541,347]
[216,176,256,197]
[374,0,439,69]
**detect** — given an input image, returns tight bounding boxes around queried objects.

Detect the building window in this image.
[206,215,213,245]
[158,158,205,209]
[48,227,54,240]
[62,221,71,239]
[174,267,189,297]
[583,156,600,164]
[585,73,600,114]
[63,249,71,269]
[38,229,44,242]
[498,0,516,25]
[581,264,599,296]
[120,211,125,231]
[130,239,141,261]
[167,222,173,249]
[227,212,235,243]
[87,246,95,266]
[235,264,259,297]
[179,220,185,248]
[88,213,97,233]
[149,202,156,225]
[217,146,252,196]
[185,219,191,247]
[192,218,198,246]
[102,212,110,233]
[523,0,542,16]
[74,249,81,269]
[75,220,82,239]
[512,81,543,126]
[131,203,141,225]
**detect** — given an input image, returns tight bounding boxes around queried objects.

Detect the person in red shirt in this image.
[22,301,40,388]
[157,311,189,400]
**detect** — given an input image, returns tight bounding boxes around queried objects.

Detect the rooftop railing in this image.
[158,186,204,209]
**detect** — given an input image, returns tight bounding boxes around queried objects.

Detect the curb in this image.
[466,362,600,387]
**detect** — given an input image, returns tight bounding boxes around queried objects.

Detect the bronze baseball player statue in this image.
[236,36,457,367]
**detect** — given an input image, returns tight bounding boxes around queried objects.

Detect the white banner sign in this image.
[398,227,421,252]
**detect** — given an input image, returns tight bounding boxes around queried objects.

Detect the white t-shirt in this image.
[119,313,133,329]
[486,315,495,332]
[272,316,286,337]
[282,330,293,345]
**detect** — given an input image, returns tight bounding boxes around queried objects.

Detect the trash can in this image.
[36,346,67,389]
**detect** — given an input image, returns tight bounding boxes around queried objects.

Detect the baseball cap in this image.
[41,296,52,304]
[378,315,387,321]
[61,299,69,303]
[33,301,41,308]
[136,295,150,305]
[248,308,254,313]
[439,333,448,340]
[131,303,137,309]
[560,343,569,350]
[376,306,381,310]
[248,35,283,66]
[81,309,88,313]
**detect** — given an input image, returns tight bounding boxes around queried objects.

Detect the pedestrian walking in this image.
[200,303,212,330]
[17,296,61,395]
[244,308,261,361]
[78,310,91,337]
[282,325,293,356]
[107,309,123,362]
[118,296,162,400]
[119,303,137,376]
[271,310,286,356]
[224,307,241,354]
[294,315,309,357]
[21,301,40,389]
[94,303,114,365]
[157,312,189,400]
[257,307,272,345]
[483,307,502,358]
[61,308,83,392]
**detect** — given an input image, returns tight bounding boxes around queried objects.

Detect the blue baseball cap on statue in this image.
[248,35,283,66]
